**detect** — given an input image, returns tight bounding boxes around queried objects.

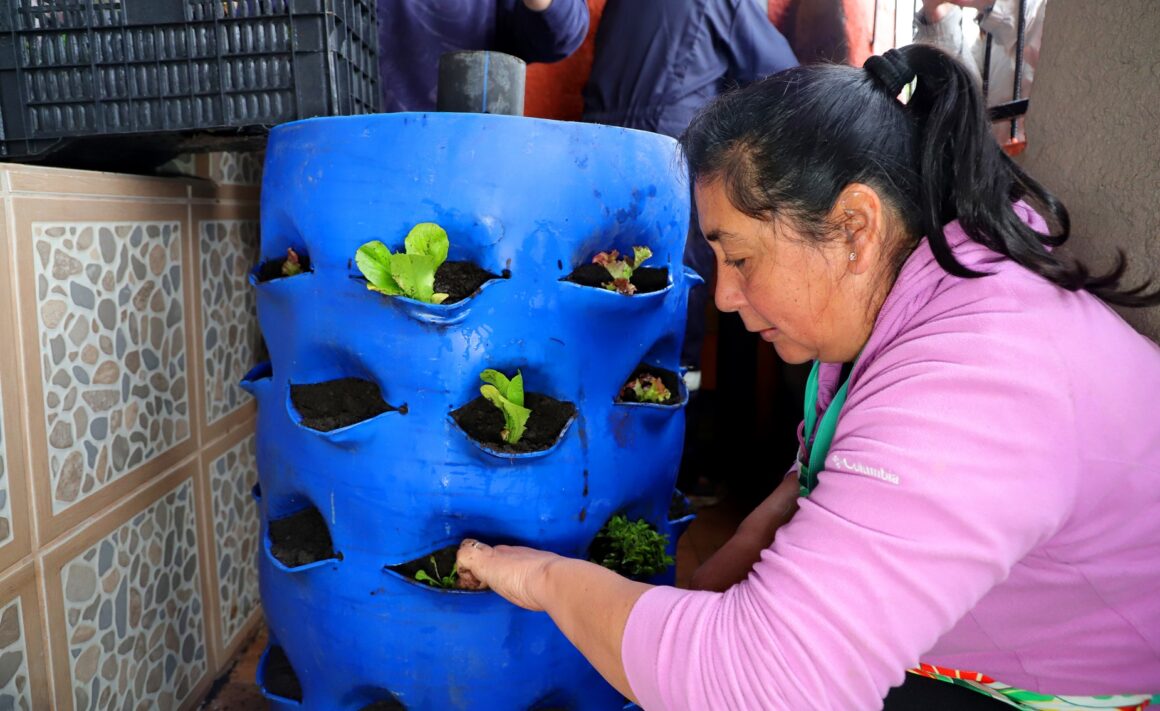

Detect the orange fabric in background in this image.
[524,0,606,120]
[842,0,874,67]
[768,0,795,29]
[767,0,873,67]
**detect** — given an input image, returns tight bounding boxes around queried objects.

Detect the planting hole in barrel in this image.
[268,505,339,569]
[260,645,303,702]
[290,377,398,432]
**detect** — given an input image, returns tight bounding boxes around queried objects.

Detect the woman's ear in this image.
[831,183,886,276]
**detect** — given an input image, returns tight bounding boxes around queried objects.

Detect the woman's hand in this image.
[456,539,563,611]
[459,540,647,700]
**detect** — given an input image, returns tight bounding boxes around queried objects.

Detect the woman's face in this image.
[696,179,864,365]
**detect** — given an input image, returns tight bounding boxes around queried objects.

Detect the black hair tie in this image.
[865,49,916,97]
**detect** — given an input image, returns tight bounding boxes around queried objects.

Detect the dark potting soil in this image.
[269,507,337,568]
[587,534,623,577]
[263,646,303,701]
[630,266,669,293]
[617,364,681,406]
[435,260,503,304]
[359,699,407,710]
[389,544,461,584]
[290,378,394,432]
[564,263,669,294]
[451,392,576,454]
[256,253,312,282]
[669,490,694,521]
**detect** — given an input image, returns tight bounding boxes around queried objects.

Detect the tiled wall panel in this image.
[0,568,52,709]
[0,381,11,549]
[31,222,190,515]
[0,160,263,710]
[50,474,207,711]
[207,434,260,650]
[199,220,261,426]
[0,198,31,570]
[212,152,264,187]
[0,595,34,709]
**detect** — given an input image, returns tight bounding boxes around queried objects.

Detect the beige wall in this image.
[1021,0,1160,342]
[0,153,264,710]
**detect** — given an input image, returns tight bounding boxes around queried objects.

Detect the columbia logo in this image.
[830,455,901,485]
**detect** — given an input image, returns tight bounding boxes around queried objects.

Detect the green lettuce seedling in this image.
[281,247,303,277]
[479,369,532,445]
[593,246,653,295]
[355,222,450,304]
[592,515,673,578]
[623,373,671,404]
[413,556,458,589]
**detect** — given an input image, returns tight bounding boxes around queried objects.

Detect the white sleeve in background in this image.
[975,0,1047,103]
[913,6,984,87]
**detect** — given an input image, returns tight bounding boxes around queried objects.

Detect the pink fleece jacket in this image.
[622,205,1160,709]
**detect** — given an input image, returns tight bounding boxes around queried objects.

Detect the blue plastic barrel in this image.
[247,112,696,710]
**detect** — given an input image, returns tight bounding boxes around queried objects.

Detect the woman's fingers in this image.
[454,539,559,610]
[456,538,491,590]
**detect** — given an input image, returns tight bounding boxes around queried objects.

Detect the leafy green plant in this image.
[593,246,653,295]
[622,373,671,404]
[413,556,459,589]
[281,247,304,277]
[479,369,532,445]
[355,222,450,304]
[591,515,673,578]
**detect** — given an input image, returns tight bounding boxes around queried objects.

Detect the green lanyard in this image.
[798,360,854,497]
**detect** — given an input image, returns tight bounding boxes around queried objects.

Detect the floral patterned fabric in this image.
[909,664,1153,711]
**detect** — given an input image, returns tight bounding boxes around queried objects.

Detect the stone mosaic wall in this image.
[209,435,260,647]
[0,596,33,711]
[214,153,263,186]
[33,223,191,514]
[200,221,261,425]
[0,381,11,546]
[62,479,206,711]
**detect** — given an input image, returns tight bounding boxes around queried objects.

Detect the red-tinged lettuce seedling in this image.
[281,247,303,277]
[593,246,653,295]
[355,222,450,304]
[623,373,671,404]
[479,368,531,445]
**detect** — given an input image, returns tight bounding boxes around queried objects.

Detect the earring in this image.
[848,252,856,261]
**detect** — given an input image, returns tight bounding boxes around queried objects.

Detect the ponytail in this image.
[885,44,1158,307]
[683,45,1160,308]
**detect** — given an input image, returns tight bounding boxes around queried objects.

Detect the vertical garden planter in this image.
[248,113,696,709]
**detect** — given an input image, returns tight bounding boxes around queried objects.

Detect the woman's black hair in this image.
[680,43,1160,308]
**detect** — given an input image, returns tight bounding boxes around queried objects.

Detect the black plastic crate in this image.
[0,0,378,165]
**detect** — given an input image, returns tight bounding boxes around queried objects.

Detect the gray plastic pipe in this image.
[437,51,527,116]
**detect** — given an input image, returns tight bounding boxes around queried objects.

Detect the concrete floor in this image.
[197,498,747,709]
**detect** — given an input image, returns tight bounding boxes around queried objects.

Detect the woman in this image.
[456,44,1160,709]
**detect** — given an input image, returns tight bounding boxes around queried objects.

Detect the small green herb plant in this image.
[413,556,459,589]
[479,369,531,445]
[355,222,450,304]
[281,247,303,277]
[623,373,672,404]
[593,246,653,295]
[591,515,673,578]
